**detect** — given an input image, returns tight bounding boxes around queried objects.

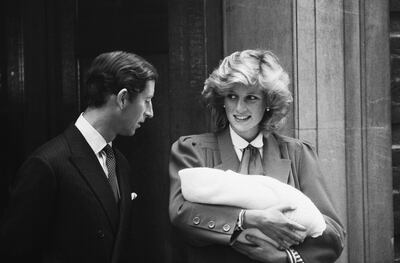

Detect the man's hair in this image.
[202,49,292,134]
[85,51,158,107]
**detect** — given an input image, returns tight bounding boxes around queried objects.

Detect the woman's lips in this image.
[234,115,250,121]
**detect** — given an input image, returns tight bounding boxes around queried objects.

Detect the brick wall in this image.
[391,2,400,262]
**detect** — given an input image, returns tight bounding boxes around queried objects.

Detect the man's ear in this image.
[116,88,129,109]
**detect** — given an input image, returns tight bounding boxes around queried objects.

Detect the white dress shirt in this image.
[229,125,263,161]
[75,113,112,178]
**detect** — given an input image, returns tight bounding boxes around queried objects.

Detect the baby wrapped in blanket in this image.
[178,167,326,245]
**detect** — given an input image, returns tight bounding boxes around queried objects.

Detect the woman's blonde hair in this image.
[202,49,292,134]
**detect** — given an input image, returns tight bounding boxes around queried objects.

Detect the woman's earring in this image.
[223,105,226,108]
[266,107,270,112]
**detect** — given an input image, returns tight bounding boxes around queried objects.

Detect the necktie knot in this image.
[239,144,264,175]
[243,144,258,153]
[103,145,114,159]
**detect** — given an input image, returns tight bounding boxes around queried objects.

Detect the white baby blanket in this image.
[179,167,326,244]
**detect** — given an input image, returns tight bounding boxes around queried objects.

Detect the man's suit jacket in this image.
[1,125,134,263]
[169,129,345,263]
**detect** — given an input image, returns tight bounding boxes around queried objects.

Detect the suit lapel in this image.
[262,133,291,183]
[111,150,132,263]
[115,150,131,220]
[64,125,119,233]
[215,129,240,171]
[114,150,131,230]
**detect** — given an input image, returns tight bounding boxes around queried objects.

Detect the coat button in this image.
[208,221,215,229]
[97,229,105,238]
[192,216,200,225]
[222,224,231,232]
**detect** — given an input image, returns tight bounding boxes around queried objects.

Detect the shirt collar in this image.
[229,125,263,150]
[75,113,109,154]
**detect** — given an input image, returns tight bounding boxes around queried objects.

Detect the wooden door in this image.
[1,0,79,216]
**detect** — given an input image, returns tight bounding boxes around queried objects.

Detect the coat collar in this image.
[64,125,126,233]
[262,133,292,183]
[215,129,240,172]
[216,129,291,183]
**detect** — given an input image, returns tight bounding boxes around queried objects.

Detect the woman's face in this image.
[224,84,266,141]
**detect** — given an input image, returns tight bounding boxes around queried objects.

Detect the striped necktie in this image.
[103,145,120,202]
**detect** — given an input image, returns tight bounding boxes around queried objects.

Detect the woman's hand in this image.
[233,234,288,263]
[243,204,307,249]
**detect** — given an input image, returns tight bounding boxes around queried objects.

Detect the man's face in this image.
[119,80,155,136]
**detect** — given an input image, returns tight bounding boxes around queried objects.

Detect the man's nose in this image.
[145,102,154,119]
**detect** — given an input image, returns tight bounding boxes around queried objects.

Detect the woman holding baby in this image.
[169,49,345,263]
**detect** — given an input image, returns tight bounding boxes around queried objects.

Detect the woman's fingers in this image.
[282,226,306,242]
[245,234,269,247]
[270,223,305,245]
[254,233,280,249]
[276,230,300,247]
[274,203,296,213]
[246,207,307,248]
[274,205,307,230]
[268,229,296,249]
[287,220,307,231]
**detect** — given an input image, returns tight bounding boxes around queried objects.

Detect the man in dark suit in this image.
[0,51,158,263]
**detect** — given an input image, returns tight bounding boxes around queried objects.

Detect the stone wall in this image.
[391,1,400,262]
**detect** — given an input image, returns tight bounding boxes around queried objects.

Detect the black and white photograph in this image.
[0,1,394,263]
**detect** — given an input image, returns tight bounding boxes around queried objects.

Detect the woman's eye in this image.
[247,95,258,101]
[227,94,237,100]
